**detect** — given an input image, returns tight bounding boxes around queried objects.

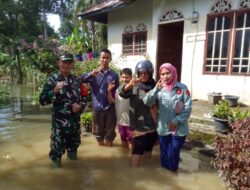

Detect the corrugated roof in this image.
[78,0,136,23]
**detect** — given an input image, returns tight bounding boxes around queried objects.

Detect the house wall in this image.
[107,0,250,105]
[108,0,154,73]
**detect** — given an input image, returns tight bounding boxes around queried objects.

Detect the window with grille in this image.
[122,32,147,55]
[122,24,147,55]
[204,9,250,75]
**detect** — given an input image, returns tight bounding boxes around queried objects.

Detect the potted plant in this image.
[80,111,93,133]
[212,100,233,133]
[212,100,250,133]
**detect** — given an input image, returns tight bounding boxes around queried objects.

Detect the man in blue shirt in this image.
[81,49,119,146]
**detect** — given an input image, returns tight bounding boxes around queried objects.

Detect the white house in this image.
[78,0,250,105]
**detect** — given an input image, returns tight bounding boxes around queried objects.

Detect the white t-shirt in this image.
[115,91,130,127]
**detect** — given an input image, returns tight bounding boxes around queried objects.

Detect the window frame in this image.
[122,31,147,55]
[203,8,250,76]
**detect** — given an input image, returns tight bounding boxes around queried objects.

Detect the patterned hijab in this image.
[159,63,177,91]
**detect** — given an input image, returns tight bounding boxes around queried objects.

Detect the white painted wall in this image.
[107,0,250,105]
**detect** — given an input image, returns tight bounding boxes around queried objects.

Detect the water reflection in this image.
[0,86,226,190]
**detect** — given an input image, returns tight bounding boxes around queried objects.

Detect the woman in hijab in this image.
[143,63,192,172]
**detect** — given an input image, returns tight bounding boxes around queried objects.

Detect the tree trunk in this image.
[91,20,95,52]
[15,49,23,84]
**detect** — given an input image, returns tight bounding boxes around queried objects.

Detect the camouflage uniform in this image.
[40,73,86,160]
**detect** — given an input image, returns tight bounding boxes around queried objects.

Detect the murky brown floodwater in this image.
[0,86,226,190]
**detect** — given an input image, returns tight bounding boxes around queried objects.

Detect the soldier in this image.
[39,52,86,168]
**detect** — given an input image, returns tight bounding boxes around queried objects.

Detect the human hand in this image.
[72,103,82,113]
[168,122,176,132]
[91,67,102,77]
[108,81,116,92]
[54,81,64,94]
[156,79,164,89]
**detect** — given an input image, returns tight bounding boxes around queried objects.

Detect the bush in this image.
[212,118,250,189]
[80,112,93,133]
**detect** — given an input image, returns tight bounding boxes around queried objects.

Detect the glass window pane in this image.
[214,32,221,58]
[242,60,249,66]
[207,33,214,58]
[232,66,239,73]
[246,13,250,27]
[208,17,215,31]
[237,14,244,28]
[205,66,211,72]
[216,17,222,30]
[243,30,250,57]
[213,66,218,72]
[240,67,247,73]
[233,60,240,65]
[220,66,226,72]
[234,30,242,58]
[222,32,229,57]
[224,17,231,29]
[123,34,133,45]
[206,60,211,65]
[221,60,226,65]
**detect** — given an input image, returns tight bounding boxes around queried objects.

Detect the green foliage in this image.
[212,100,233,120]
[212,100,250,122]
[64,28,91,54]
[212,118,250,189]
[80,111,93,132]
[0,88,11,105]
[0,52,11,66]
[73,59,120,76]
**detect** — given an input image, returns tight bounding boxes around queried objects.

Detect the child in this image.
[108,68,133,149]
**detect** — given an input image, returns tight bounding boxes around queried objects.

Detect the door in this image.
[156,21,184,81]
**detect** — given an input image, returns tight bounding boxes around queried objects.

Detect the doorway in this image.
[156,21,184,81]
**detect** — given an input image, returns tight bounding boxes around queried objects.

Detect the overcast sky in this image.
[47,14,60,32]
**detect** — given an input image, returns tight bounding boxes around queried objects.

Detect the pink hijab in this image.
[159,63,177,91]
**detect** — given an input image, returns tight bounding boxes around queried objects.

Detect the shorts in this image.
[118,124,132,143]
[132,131,158,155]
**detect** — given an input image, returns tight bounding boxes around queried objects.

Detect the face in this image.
[59,61,74,76]
[139,70,150,82]
[120,73,132,84]
[99,52,111,70]
[160,68,172,84]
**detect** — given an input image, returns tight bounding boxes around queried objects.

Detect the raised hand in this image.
[156,79,164,89]
[54,81,64,94]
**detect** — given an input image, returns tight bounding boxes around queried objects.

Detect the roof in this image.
[77,0,136,24]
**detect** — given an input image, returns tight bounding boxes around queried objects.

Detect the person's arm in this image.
[80,67,102,83]
[107,81,116,104]
[39,76,59,106]
[171,85,192,126]
[143,79,163,106]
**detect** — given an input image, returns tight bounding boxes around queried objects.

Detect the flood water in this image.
[0,86,226,190]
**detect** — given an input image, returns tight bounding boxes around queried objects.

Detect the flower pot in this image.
[224,95,239,107]
[208,93,222,105]
[213,117,230,133]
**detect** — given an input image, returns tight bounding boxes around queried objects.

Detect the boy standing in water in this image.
[108,68,133,149]
[39,52,86,168]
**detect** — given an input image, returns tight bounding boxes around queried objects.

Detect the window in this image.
[122,24,147,55]
[204,9,250,75]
